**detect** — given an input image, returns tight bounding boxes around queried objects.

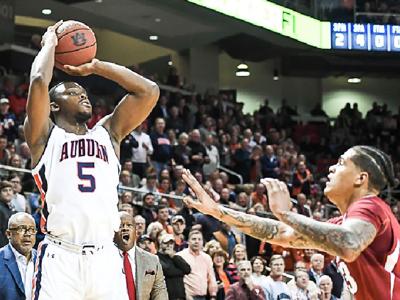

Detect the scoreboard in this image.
[331,22,400,52]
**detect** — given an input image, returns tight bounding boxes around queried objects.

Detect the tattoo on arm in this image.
[279,212,377,260]
[216,206,291,243]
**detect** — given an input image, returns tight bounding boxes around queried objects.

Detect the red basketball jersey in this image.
[329,196,400,300]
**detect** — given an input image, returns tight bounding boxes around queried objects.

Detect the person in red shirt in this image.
[182,145,399,300]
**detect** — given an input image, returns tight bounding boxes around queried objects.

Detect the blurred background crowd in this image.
[0,63,398,299]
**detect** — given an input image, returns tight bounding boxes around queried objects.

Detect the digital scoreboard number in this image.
[331,22,400,52]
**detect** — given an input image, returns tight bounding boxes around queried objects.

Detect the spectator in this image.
[250,183,268,210]
[265,255,291,300]
[166,106,184,135]
[156,205,173,234]
[296,193,311,217]
[120,202,135,216]
[213,249,235,300]
[137,234,156,254]
[250,256,270,296]
[291,161,313,197]
[319,275,339,300]
[9,174,28,213]
[0,181,15,247]
[134,215,146,237]
[172,132,191,168]
[171,215,188,252]
[176,230,218,300]
[287,261,319,296]
[232,138,252,183]
[0,212,36,300]
[147,221,165,249]
[141,193,158,226]
[204,240,223,257]
[226,244,248,283]
[225,260,266,300]
[118,170,139,196]
[0,135,10,165]
[8,84,28,119]
[289,270,318,300]
[137,173,158,200]
[150,118,172,175]
[0,98,17,141]
[203,134,220,177]
[157,233,191,300]
[187,129,209,174]
[260,145,280,178]
[150,95,169,121]
[131,122,153,178]
[308,253,325,286]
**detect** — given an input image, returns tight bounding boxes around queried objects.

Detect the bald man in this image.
[0,212,37,300]
[114,212,168,300]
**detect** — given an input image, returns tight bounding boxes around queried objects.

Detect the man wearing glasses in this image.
[0,212,37,300]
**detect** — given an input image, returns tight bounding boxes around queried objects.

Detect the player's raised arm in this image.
[24,21,62,162]
[263,178,377,262]
[64,60,159,142]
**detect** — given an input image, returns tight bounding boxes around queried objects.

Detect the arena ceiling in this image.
[15,0,400,77]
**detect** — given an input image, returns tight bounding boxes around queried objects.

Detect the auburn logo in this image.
[71,32,87,46]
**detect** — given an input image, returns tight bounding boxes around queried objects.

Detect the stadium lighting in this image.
[149,35,159,41]
[348,77,361,84]
[236,63,250,77]
[41,9,52,15]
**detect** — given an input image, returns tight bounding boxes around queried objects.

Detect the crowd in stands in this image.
[269,0,400,24]
[356,0,400,24]
[0,67,399,299]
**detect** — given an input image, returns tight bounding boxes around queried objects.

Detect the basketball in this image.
[54,20,97,69]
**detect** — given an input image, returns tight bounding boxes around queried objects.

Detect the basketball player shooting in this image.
[25,21,159,299]
[182,146,400,299]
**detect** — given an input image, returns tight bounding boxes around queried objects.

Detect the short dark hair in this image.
[250,255,266,267]
[269,254,284,266]
[143,192,155,200]
[156,205,168,213]
[188,230,203,239]
[49,81,70,102]
[350,146,396,191]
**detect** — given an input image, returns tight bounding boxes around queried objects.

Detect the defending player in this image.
[25,21,159,299]
[182,146,400,299]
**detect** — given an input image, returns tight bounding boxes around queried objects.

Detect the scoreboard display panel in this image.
[331,22,400,52]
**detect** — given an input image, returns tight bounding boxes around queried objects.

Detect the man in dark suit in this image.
[114,211,168,300]
[0,212,37,300]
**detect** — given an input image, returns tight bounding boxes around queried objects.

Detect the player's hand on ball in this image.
[261,178,292,219]
[63,58,99,76]
[41,20,63,48]
[181,168,219,216]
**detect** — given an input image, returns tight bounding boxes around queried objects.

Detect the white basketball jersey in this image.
[32,125,121,244]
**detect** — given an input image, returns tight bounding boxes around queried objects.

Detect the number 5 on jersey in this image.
[77,162,96,192]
